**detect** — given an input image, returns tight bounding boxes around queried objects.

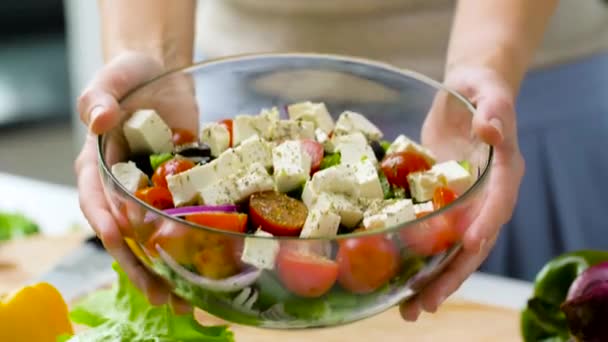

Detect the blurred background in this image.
[0,1,100,186]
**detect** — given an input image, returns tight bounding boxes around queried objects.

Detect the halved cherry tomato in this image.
[249,191,308,236]
[135,186,174,210]
[301,139,323,173]
[399,216,460,256]
[145,223,195,263]
[171,128,197,146]
[432,186,458,210]
[193,243,241,279]
[336,235,400,294]
[185,212,248,233]
[380,151,432,190]
[151,158,195,188]
[277,248,339,298]
[219,119,233,147]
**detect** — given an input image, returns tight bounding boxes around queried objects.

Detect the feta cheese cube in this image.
[199,177,239,205]
[122,109,173,154]
[430,160,474,195]
[268,120,315,142]
[300,209,341,238]
[413,201,434,216]
[111,161,149,193]
[334,111,383,141]
[234,135,273,169]
[301,180,317,208]
[314,128,329,145]
[311,192,363,229]
[200,122,230,157]
[352,160,384,199]
[407,170,445,203]
[386,134,436,165]
[308,164,357,197]
[232,108,279,146]
[213,148,245,175]
[241,229,280,270]
[363,199,415,230]
[333,132,377,166]
[272,140,312,193]
[234,163,275,201]
[287,101,335,134]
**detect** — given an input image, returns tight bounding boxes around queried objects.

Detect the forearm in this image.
[98,0,196,69]
[446,0,558,94]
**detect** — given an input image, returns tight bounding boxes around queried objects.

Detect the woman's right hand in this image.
[74,51,197,313]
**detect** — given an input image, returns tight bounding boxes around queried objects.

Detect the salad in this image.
[110,102,475,325]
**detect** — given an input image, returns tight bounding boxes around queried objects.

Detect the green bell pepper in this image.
[520,250,608,342]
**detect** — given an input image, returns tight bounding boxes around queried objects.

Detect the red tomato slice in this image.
[336,235,400,294]
[380,151,432,190]
[277,249,339,298]
[301,139,324,174]
[171,128,197,146]
[185,212,248,233]
[249,191,308,236]
[145,223,195,264]
[151,158,196,188]
[219,119,234,147]
[399,216,460,256]
[432,186,458,210]
[135,186,174,210]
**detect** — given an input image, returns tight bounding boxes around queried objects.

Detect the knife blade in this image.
[34,235,116,302]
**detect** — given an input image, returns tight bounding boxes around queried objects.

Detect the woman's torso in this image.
[196,0,608,80]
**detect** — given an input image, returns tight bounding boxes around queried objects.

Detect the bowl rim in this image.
[97,52,494,241]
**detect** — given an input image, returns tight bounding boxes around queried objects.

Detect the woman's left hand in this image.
[400,65,525,321]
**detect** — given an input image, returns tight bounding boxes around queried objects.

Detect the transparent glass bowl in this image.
[98,53,492,329]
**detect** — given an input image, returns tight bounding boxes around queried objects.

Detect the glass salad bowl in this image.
[97,53,492,329]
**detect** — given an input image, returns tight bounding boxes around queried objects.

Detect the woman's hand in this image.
[74,51,197,314]
[400,65,525,321]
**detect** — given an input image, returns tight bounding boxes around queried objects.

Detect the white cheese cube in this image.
[352,160,384,199]
[212,148,245,176]
[301,180,318,208]
[407,170,445,203]
[430,160,474,195]
[241,229,280,270]
[234,163,275,201]
[333,132,377,166]
[413,201,434,216]
[314,128,329,145]
[200,122,230,157]
[272,140,312,193]
[122,109,173,154]
[268,120,315,142]
[386,134,436,165]
[300,209,341,238]
[234,135,272,169]
[311,192,363,229]
[363,199,415,230]
[111,161,149,193]
[309,165,357,197]
[334,111,383,141]
[287,101,335,134]
[232,108,279,146]
[199,177,239,205]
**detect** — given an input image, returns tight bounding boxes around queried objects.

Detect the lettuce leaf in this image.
[62,263,234,342]
[0,211,39,241]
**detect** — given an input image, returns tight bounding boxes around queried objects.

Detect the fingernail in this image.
[89,106,105,127]
[478,238,487,255]
[489,118,504,141]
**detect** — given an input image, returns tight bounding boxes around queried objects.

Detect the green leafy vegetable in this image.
[458,160,472,173]
[150,153,173,171]
[0,212,39,241]
[62,263,234,342]
[378,172,394,199]
[380,140,391,152]
[319,153,341,170]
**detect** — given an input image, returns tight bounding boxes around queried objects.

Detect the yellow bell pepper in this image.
[0,282,73,342]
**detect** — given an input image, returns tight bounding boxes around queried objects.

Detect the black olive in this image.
[370,140,386,161]
[129,153,154,177]
[173,142,212,158]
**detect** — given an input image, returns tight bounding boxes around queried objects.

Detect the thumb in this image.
[471,88,516,150]
[77,52,164,135]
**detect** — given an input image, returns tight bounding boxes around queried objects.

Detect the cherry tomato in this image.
[193,243,241,279]
[399,216,460,256]
[380,151,432,190]
[336,235,400,294]
[301,139,324,173]
[151,158,195,188]
[432,186,458,210]
[277,248,339,298]
[145,223,196,264]
[185,212,248,233]
[171,128,197,146]
[249,191,308,236]
[219,119,233,147]
[135,186,174,210]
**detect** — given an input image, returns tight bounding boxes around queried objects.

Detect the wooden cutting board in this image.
[0,234,522,341]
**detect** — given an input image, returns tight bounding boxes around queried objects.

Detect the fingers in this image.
[399,298,423,322]
[77,52,164,134]
[170,294,193,315]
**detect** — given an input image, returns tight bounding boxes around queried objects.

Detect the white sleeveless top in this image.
[195,0,608,79]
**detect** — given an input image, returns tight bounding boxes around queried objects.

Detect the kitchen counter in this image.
[0,172,534,311]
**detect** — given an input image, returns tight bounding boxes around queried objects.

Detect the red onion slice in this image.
[157,246,261,293]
